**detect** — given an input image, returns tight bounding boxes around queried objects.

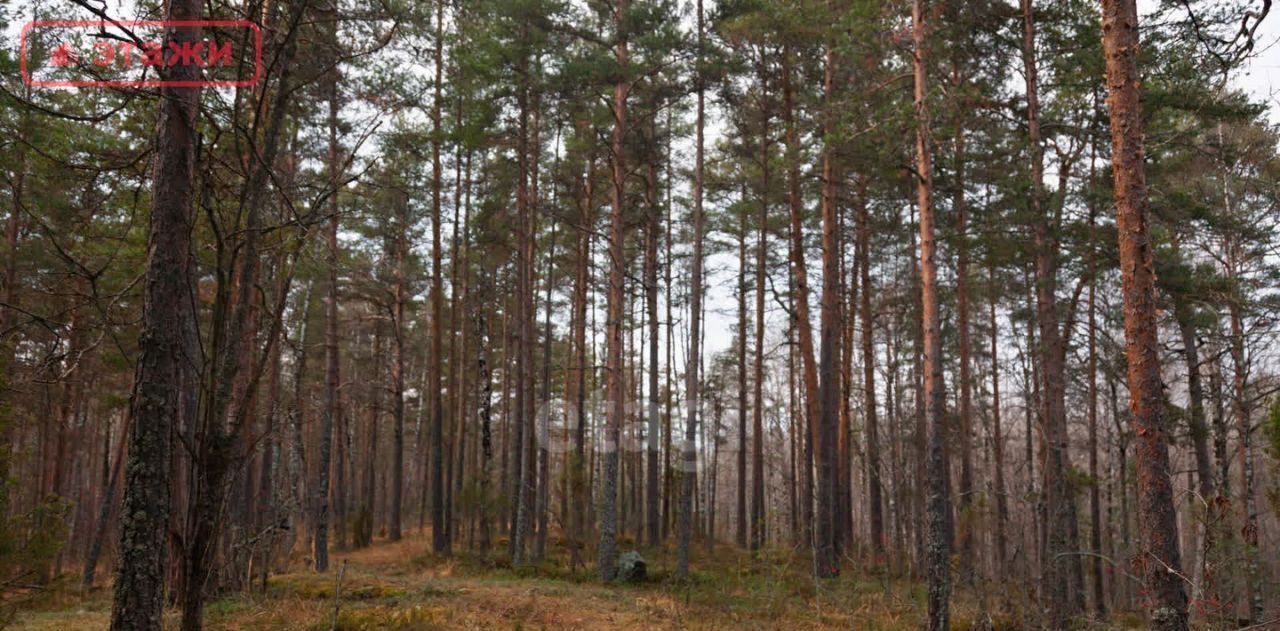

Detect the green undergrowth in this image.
[8,535,1151,629]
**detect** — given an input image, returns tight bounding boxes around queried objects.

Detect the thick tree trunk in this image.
[1100,1,1190,627]
[110,7,202,628]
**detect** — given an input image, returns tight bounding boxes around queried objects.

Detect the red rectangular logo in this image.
[20,20,262,88]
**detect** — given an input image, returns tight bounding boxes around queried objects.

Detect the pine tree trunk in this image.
[913,1,950,626]
[780,46,819,548]
[314,55,342,574]
[736,198,748,551]
[750,58,770,554]
[814,3,841,578]
[645,125,662,549]
[853,179,882,560]
[1100,1,1189,626]
[675,0,704,579]
[1087,159,1107,619]
[1229,298,1262,624]
[988,265,1007,576]
[390,191,407,541]
[953,123,975,583]
[571,146,595,558]
[1020,0,1083,619]
[429,0,449,556]
[478,273,495,553]
[663,120,675,543]
[110,5,202,627]
[599,0,629,581]
[507,69,528,557]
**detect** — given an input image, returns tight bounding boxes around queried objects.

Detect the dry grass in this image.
[8,534,1147,629]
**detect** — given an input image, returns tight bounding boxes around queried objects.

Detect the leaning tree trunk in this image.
[1100,1,1190,627]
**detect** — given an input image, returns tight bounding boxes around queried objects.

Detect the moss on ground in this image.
[9,533,1148,629]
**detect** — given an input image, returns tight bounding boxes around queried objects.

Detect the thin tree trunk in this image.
[750,59,769,553]
[854,178,883,560]
[536,224,556,560]
[314,51,342,574]
[814,1,841,578]
[1087,157,1107,620]
[675,0,704,579]
[988,265,1007,575]
[390,189,408,541]
[508,63,529,556]
[913,1,951,626]
[1021,0,1082,619]
[953,122,974,583]
[429,0,448,556]
[84,411,128,588]
[599,0,629,581]
[645,122,661,549]
[781,45,819,548]
[1229,297,1262,623]
[736,188,748,551]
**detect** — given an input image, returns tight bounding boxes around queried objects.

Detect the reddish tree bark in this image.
[913,1,951,627]
[1100,1,1189,627]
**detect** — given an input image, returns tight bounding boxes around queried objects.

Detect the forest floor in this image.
[10,532,1147,630]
